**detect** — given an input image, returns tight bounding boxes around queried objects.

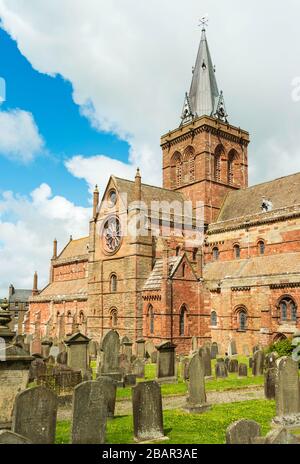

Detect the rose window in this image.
[103,217,121,253]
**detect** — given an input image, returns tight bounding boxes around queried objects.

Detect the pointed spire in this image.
[181,25,228,124]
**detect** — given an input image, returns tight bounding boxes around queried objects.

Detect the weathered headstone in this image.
[228,339,237,356]
[238,363,248,377]
[191,336,198,353]
[199,346,212,377]
[12,386,58,444]
[65,332,90,375]
[274,357,300,424]
[119,353,132,375]
[226,419,261,444]
[29,357,47,382]
[185,354,211,413]
[121,336,133,361]
[215,360,228,378]
[264,367,277,400]
[124,374,137,387]
[151,351,158,364]
[228,359,239,373]
[72,381,108,444]
[132,359,145,379]
[145,340,155,359]
[252,350,265,376]
[49,346,59,360]
[264,428,299,444]
[41,339,52,359]
[96,376,117,418]
[99,330,121,381]
[57,351,68,366]
[211,342,218,360]
[181,357,190,381]
[265,352,278,369]
[132,381,166,442]
[136,339,146,359]
[156,342,177,383]
[88,340,98,361]
[0,430,32,444]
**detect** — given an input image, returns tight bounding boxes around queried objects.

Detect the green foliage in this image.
[55,400,275,444]
[266,338,293,357]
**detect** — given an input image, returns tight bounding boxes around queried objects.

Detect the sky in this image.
[0,0,300,295]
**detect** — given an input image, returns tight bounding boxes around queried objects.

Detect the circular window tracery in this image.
[102,216,122,253]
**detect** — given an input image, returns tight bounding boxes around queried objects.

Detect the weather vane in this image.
[199,15,209,30]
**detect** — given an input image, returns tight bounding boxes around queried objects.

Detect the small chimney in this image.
[93,185,99,218]
[32,271,38,296]
[53,238,57,259]
[134,168,142,203]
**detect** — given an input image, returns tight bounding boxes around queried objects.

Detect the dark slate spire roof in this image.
[181,27,227,125]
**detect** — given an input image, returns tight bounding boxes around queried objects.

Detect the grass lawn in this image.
[56,399,275,444]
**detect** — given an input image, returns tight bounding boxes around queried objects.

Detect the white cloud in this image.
[0,109,44,162]
[0,184,91,295]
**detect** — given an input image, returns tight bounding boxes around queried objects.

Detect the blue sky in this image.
[0,28,130,206]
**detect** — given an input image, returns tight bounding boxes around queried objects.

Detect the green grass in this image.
[56,399,275,444]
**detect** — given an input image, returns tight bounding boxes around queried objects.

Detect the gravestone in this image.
[184,354,211,413]
[156,342,177,383]
[136,339,146,359]
[88,340,98,361]
[29,357,47,382]
[12,386,58,444]
[145,341,155,359]
[199,346,212,377]
[72,381,108,444]
[124,374,137,387]
[264,367,277,400]
[119,353,132,375]
[181,357,190,381]
[265,352,278,369]
[249,357,253,369]
[215,360,228,378]
[226,419,261,444]
[57,351,68,366]
[132,359,145,378]
[46,355,55,365]
[252,350,265,376]
[49,346,59,360]
[274,357,300,423]
[224,357,230,370]
[41,339,52,359]
[151,351,158,363]
[238,363,248,377]
[211,342,218,360]
[228,340,237,356]
[228,359,239,373]
[65,332,90,376]
[253,345,260,354]
[0,306,33,429]
[264,428,299,444]
[96,376,117,418]
[31,336,42,355]
[121,336,133,361]
[132,381,166,442]
[0,430,32,444]
[191,336,198,353]
[99,330,121,381]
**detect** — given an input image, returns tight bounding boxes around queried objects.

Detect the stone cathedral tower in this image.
[161,26,250,225]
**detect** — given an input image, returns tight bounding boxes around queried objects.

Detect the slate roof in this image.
[32,278,88,302]
[9,289,31,303]
[143,256,181,291]
[57,237,89,261]
[217,172,300,223]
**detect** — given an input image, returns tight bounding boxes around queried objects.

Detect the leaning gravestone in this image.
[199,346,212,377]
[185,354,210,413]
[99,330,122,381]
[252,350,265,376]
[156,342,177,383]
[274,357,300,424]
[226,419,261,444]
[132,359,145,379]
[238,363,248,377]
[12,386,58,444]
[215,360,228,378]
[72,381,108,444]
[96,376,117,418]
[228,359,239,373]
[0,430,32,444]
[132,381,167,442]
[264,367,277,400]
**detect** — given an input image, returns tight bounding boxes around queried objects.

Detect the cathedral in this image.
[26,27,300,355]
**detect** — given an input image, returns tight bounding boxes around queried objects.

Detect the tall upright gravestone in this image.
[0,301,33,429]
[132,381,167,442]
[252,350,265,376]
[185,354,211,413]
[99,330,122,381]
[65,332,90,375]
[156,342,177,383]
[12,386,58,444]
[274,357,300,424]
[96,376,117,418]
[136,339,146,359]
[72,381,108,444]
[199,345,212,378]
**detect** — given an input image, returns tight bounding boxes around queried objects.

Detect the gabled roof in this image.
[216,172,300,223]
[57,237,89,261]
[9,289,31,303]
[31,278,88,302]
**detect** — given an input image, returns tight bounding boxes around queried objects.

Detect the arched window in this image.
[171,152,182,188]
[234,244,241,259]
[189,156,195,182]
[213,247,219,261]
[67,311,72,324]
[227,150,238,185]
[179,305,187,336]
[258,240,265,255]
[110,308,118,328]
[147,305,154,334]
[110,274,117,293]
[279,297,297,323]
[238,310,247,331]
[213,145,224,182]
[79,312,85,324]
[211,311,217,327]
